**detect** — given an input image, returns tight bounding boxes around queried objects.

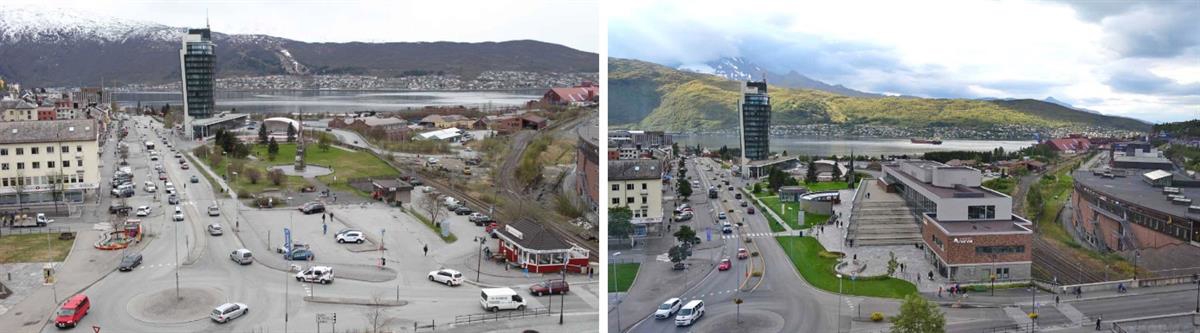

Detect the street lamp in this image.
[836,273,843,333]
[990,254,997,296]
[612,252,621,333]
[1133,250,1140,280]
[1193,273,1199,313]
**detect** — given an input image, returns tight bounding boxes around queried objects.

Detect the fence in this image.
[1112,313,1199,333]
[453,307,551,326]
[973,322,1037,333]
[0,226,74,237]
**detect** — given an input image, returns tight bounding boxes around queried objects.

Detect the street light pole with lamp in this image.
[836,273,843,333]
[612,252,622,332]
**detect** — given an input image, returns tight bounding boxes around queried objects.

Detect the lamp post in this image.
[1193,273,1199,313]
[1133,250,1140,281]
[991,254,997,296]
[836,273,843,333]
[612,252,621,333]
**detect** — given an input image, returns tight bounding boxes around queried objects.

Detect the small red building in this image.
[542,82,599,106]
[495,220,590,273]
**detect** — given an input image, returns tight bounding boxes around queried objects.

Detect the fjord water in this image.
[114,90,543,114]
[674,134,1037,157]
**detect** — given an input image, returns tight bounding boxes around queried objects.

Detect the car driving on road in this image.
[295,266,334,284]
[173,206,185,221]
[135,206,151,217]
[655,298,682,319]
[207,204,220,216]
[529,280,569,296]
[718,258,732,271]
[335,230,365,244]
[210,302,248,323]
[118,253,143,271]
[737,248,749,259]
[207,223,223,236]
[428,268,463,286]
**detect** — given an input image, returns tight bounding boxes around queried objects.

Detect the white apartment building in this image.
[608,159,664,238]
[0,119,100,205]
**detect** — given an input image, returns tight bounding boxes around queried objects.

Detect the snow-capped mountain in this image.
[679,57,883,98]
[0,5,597,87]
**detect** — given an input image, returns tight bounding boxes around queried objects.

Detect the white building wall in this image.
[608,178,663,223]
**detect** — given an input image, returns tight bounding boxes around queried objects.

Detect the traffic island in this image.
[693,309,785,332]
[126,287,224,324]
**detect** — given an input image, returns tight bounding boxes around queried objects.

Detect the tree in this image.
[890,294,945,333]
[287,124,297,143]
[673,225,698,245]
[608,206,634,240]
[244,168,262,184]
[886,251,899,276]
[806,160,818,183]
[845,155,856,184]
[831,158,843,182]
[668,244,692,263]
[1025,183,1044,219]
[209,149,223,166]
[257,124,268,144]
[363,294,389,333]
[267,137,280,161]
[677,179,693,198]
[752,182,761,194]
[192,146,209,160]
[228,160,244,182]
[268,169,285,186]
[420,192,447,230]
[671,142,680,156]
[317,132,331,152]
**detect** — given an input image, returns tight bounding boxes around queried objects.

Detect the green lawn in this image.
[407,207,458,243]
[0,233,75,263]
[1036,171,1078,247]
[804,181,850,192]
[755,194,830,230]
[609,263,640,292]
[199,143,398,196]
[776,236,917,299]
[982,177,1016,195]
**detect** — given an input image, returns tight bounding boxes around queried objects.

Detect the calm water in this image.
[114,90,543,114]
[673,134,1037,157]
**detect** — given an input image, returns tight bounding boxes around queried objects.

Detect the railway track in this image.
[1032,236,1106,284]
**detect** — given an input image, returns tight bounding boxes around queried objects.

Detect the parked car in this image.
[284,249,314,261]
[118,253,143,271]
[335,230,365,244]
[655,298,682,319]
[109,204,132,215]
[54,294,91,328]
[469,213,494,225]
[529,280,569,296]
[207,223,223,236]
[295,266,334,284]
[230,249,253,265]
[453,206,474,215]
[210,302,248,323]
[737,248,749,259]
[717,258,732,271]
[674,300,705,326]
[135,206,152,217]
[428,268,464,286]
[299,202,325,214]
[207,204,220,216]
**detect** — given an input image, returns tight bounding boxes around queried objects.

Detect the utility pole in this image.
[836,274,843,333]
[173,199,179,299]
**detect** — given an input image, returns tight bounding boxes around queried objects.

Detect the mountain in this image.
[680,57,884,98]
[610,57,1151,133]
[0,6,598,87]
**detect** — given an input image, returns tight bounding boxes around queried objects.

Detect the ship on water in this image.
[910,138,943,145]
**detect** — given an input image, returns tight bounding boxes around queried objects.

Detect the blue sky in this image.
[609,0,1199,123]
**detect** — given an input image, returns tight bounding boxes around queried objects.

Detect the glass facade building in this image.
[181,28,215,120]
[739,80,770,161]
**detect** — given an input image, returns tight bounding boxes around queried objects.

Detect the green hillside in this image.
[609,57,1151,133]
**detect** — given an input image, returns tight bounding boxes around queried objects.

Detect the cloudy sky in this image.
[609,0,1199,123]
[17,0,598,52]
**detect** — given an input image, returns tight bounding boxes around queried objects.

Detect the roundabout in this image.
[125,287,224,324]
[691,308,785,332]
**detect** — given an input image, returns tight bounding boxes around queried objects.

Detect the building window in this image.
[611,184,619,191]
[0,163,7,170]
[642,197,648,204]
[968,205,996,219]
[61,146,68,153]
[932,236,944,250]
[47,161,55,168]
[76,145,82,152]
[15,148,23,155]
[627,197,635,204]
[46,146,53,153]
[62,160,70,167]
[31,162,39,169]
[627,184,634,190]
[0,148,6,155]
[612,198,620,205]
[975,246,1025,254]
[642,183,648,190]
[16,162,24,170]
[30,147,38,155]
[76,160,82,168]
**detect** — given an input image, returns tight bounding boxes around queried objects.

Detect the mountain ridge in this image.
[609,57,1150,133]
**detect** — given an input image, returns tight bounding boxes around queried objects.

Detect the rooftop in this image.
[928,214,1033,235]
[193,113,249,127]
[1075,169,1200,220]
[0,119,96,144]
[608,159,661,180]
[887,162,1005,199]
[495,219,571,251]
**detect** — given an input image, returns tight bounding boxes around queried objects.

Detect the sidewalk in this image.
[926,282,1200,308]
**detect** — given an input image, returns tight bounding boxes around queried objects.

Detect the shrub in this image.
[751,251,760,257]
[751,271,762,277]
[1028,312,1038,319]
[871,312,884,322]
[744,238,752,243]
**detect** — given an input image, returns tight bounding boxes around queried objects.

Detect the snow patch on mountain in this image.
[0,5,181,43]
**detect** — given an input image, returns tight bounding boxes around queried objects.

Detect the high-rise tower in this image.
[180,27,215,138]
[738,79,770,164]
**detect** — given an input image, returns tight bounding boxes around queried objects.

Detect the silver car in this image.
[210,302,248,323]
[207,223,223,236]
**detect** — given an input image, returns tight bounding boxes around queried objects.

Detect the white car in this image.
[208,204,220,216]
[210,302,248,323]
[335,230,365,244]
[428,268,464,286]
[173,206,185,221]
[295,266,334,284]
[144,184,157,193]
[427,157,439,164]
[207,223,223,236]
[135,206,152,217]
[655,298,682,319]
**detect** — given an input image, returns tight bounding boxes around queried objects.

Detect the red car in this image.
[747,206,755,214]
[158,173,168,181]
[737,248,749,259]
[717,258,732,271]
[55,294,91,328]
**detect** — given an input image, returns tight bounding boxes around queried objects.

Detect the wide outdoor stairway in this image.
[849,200,924,246]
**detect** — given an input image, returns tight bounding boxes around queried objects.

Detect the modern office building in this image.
[881,160,1033,283]
[738,80,770,170]
[0,119,100,206]
[608,159,664,240]
[180,27,216,139]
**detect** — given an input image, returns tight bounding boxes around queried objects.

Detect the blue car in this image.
[284,249,315,261]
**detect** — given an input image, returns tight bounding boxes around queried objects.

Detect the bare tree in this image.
[13,170,26,209]
[362,294,388,333]
[419,192,446,228]
[244,168,262,184]
[268,169,285,186]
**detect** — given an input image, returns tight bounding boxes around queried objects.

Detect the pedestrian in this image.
[866,192,871,199]
[1055,295,1060,305]
[917,275,921,283]
[322,213,326,223]
[322,223,327,235]
[1095,316,1102,330]
[423,244,429,256]
[928,271,934,280]
[938,286,943,298]
[330,212,334,220]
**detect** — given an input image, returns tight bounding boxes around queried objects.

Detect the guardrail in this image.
[453,307,551,326]
[0,226,74,237]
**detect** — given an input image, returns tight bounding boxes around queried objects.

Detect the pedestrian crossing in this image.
[302,283,313,297]
[719,231,799,240]
[134,263,176,270]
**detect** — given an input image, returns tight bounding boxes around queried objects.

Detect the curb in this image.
[304,296,408,307]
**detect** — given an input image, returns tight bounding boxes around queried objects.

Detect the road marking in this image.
[656,253,671,262]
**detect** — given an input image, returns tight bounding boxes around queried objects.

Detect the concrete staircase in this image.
[849,201,923,246]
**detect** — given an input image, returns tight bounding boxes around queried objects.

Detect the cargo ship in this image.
[910,138,943,145]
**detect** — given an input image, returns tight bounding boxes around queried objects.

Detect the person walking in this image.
[1095,316,1102,330]
[322,223,328,235]
[322,213,326,223]
[1055,295,1060,305]
[423,244,429,256]
[938,286,943,298]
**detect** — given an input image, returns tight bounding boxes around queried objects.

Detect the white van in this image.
[674,300,705,326]
[444,197,460,208]
[230,249,253,265]
[479,287,526,312]
[295,266,334,284]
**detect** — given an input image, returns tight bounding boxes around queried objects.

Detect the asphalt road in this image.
[625,157,836,333]
[51,116,598,333]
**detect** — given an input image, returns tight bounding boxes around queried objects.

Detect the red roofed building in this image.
[542,82,599,106]
[1047,138,1091,154]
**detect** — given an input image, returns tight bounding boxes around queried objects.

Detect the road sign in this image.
[92,326,100,333]
[706,227,711,241]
